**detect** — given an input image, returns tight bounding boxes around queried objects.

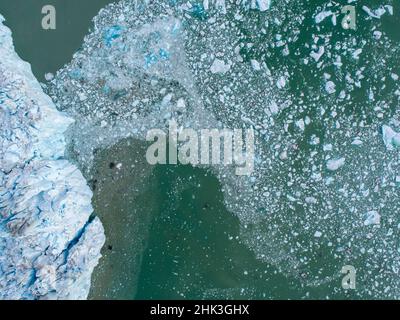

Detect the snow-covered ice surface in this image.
[42,0,400,298]
[0,15,105,299]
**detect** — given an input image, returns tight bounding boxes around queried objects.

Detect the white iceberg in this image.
[363,210,381,226]
[382,125,400,150]
[326,157,345,171]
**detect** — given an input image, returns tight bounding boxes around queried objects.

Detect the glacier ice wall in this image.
[0,15,105,300]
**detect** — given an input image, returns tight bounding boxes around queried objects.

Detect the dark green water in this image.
[87,138,356,300]
[87,139,299,299]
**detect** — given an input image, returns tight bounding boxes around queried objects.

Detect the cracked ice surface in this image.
[0,15,105,299]
[47,0,400,298]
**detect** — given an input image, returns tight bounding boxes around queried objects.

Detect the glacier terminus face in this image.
[0,15,105,300]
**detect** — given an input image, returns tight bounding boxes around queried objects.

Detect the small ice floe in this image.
[362,6,386,19]
[326,157,345,171]
[254,0,271,12]
[315,10,332,24]
[276,76,286,89]
[351,138,363,146]
[210,58,231,74]
[325,81,336,94]
[310,46,324,62]
[266,101,279,115]
[176,98,186,109]
[305,196,317,204]
[373,31,382,40]
[382,125,400,150]
[251,59,261,71]
[295,119,305,131]
[279,150,288,160]
[314,231,322,238]
[44,72,54,81]
[352,48,362,60]
[363,210,381,226]
[385,5,393,15]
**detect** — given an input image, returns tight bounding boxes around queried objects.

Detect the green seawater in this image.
[1,0,399,300]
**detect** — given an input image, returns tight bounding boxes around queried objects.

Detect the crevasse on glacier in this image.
[0,15,105,299]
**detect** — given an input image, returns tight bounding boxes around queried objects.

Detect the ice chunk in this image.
[251,59,261,71]
[363,211,381,226]
[276,76,286,89]
[362,6,386,19]
[254,0,271,12]
[325,81,336,94]
[310,46,325,62]
[210,58,231,74]
[326,158,345,171]
[315,10,332,24]
[382,125,400,150]
[314,231,322,238]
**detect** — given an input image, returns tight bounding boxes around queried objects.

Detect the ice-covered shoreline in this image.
[0,15,105,299]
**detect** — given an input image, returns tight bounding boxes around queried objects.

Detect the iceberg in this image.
[363,210,381,226]
[382,125,400,150]
[0,15,105,299]
[326,157,345,171]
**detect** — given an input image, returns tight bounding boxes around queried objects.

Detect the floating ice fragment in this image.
[276,76,286,89]
[351,138,363,145]
[254,0,271,12]
[363,210,381,226]
[310,46,324,62]
[373,31,382,40]
[266,101,279,115]
[352,48,362,60]
[314,231,322,238]
[295,119,305,131]
[45,72,54,81]
[177,98,186,109]
[385,5,393,15]
[305,197,317,204]
[279,150,288,160]
[382,125,400,150]
[210,58,231,74]
[315,10,332,24]
[362,6,386,19]
[326,158,345,171]
[251,59,261,71]
[325,81,336,94]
